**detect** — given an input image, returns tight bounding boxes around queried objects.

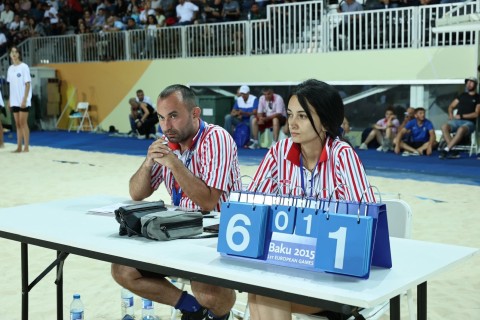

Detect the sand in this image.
[0,143,478,320]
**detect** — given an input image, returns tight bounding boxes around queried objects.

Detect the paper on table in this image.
[87,201,144,216]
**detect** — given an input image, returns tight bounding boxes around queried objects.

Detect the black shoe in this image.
[446,151,461,159]
[438,140,447,151]
[181,307,208,320]
[439,150,447,159]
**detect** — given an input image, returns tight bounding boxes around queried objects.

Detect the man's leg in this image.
[191,281,236,319]
[446,126,468,150]
[441,122,452,145]
[224,114,233,135]
[111,264,184,307]
[251,117,259,140]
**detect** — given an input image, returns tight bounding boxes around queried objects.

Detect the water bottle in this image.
[70,294,84,320]
[141,298,157,320]
[121,288,135,319]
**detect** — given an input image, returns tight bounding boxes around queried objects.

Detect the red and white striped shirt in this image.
[248,136,376,203]
[150,121,242,211]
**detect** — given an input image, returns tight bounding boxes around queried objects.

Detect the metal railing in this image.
[0,0,478,74]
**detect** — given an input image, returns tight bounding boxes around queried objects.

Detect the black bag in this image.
[115,201,167,236]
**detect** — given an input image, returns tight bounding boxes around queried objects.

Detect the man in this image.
[224,85,258,137]
[359,106,400,152]
[248,87,286,149]
[112,84,241,320]
[136,89,153,106]
[439,77,480,159]
[394,107,436,156]
[176,0,199,25]
[128,98,158,139]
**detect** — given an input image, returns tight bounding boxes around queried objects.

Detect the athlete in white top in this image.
[248,79,376,320]
[7,46,32,153]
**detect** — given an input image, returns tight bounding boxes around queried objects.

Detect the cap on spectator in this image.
[239,85,250,94]
[465,76,478,84]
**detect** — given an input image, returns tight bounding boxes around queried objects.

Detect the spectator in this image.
[0,26,7,56]
[248,2,265,20]
[29,1,46,23]
[394,107,437,156]
[160,0,177,20]
[222,0,240,22]
[202,0,223,23]
[336,0,363,49]
[224,84,258,137]
[0,4,14,27]
[175,0,199,25]
[136,89,153,105]
[439,77,480,159]
[128,97,159,139]
[139,0,156,25]
[359,105,400,152]
[112,84,240,320]
[248,87,286,149]
[91,7,107,31]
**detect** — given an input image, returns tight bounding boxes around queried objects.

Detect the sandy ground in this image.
[0,143,478,320]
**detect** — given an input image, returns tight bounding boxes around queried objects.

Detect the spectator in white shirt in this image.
[176,0,199,25]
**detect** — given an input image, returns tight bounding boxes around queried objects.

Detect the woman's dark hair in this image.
[290,79,344,139]
[9,46,22,61]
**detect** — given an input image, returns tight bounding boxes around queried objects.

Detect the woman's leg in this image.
[19,110,29,152]
[12,111,22,152]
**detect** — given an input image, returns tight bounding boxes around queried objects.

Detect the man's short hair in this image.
[159,84,197,111]
[415,107,425,113]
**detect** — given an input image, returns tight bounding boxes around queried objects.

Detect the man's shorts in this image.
[258,115,286,132]
[447,119,475,135]
[138,269,168,278]
[11,107,30,113]
[409,141,427,149]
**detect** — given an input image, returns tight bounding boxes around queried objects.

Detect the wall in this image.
[49,45,478,132]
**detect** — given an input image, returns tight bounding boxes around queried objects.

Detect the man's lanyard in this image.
[299,156,318,198]
[172,120,205,206]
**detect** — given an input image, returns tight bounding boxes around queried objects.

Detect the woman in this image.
[247,79,376,320]
[7,46,32,153]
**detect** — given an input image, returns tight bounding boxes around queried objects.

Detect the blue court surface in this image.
[4,131,479,186]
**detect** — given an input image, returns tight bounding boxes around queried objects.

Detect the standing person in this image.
[248,87,286,149]
[439,77,480,159]
[7,46,32,153]
[111,84,241,320]
[247,79,376,320]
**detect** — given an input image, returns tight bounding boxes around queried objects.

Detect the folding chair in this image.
[68,102,93,133]
[451,118,479,157]
[294,199,415,320]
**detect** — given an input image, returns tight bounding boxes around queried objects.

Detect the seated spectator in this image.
[248,87,286,149]
[175,0,199,25]
[359,105,400,152]
[394,107,436,156]
[439,77,480,159]
[0,4,14,28]
[128,97,159,139]
[248,2,266,20]
[224,84,258,138]
[222,0,240,22]
[202,0,223,23]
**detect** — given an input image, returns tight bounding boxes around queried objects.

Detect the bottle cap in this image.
[73,294,80,299]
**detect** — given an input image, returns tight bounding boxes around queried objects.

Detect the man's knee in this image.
[191,282,235,309]
[111,264,139,287]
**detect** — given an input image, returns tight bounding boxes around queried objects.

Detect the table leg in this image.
[21,243,29,320]
[56,251,65,320]
[390,295,400,320]
[417,282,427,320]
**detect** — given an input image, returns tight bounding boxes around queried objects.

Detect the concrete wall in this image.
[49,45,478,132]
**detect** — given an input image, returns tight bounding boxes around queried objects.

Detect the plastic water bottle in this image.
[121,288,135,319]
[141,298,157,320]
[70,294,84,320]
